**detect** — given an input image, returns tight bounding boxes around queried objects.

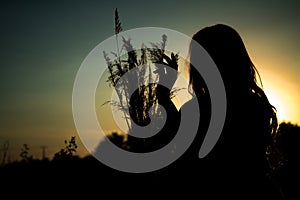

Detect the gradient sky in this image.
[0,0,299,160]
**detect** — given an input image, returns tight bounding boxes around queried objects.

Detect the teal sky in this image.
[0,0,299,160]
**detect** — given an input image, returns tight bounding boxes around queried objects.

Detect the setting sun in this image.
[264,89,289,122]
[258,68,300,124]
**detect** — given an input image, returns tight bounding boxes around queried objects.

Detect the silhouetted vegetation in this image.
[19,144,33,162]
[0,122,299,197]
[103,9,179,133]
[272,122,300,199]
[0,140,9,166]
[100,8,181,153]
[53,136,78,161]
[0,9,299,200]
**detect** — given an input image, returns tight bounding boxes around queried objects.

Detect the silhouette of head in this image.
[188,23,277,146]
[189,24,260,97]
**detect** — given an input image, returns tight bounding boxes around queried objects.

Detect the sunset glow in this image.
[262,73,300,124]
[0,0,299,159]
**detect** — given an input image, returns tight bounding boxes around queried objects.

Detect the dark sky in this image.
[0,0,299,159]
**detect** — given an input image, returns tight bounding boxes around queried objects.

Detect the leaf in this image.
[111,51,118,58]
[114,8,122,34]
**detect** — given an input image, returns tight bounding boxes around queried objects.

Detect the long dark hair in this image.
[188,24,277,148]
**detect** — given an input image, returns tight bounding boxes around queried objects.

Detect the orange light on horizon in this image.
[259,68,300,125]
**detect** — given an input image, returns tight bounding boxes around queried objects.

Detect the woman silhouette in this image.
[177,24,281,199]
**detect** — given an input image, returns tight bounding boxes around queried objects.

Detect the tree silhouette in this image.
[271,122,300,200]
[0,140,9,166]
[53,136,78,161]
[19,144,32,162]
